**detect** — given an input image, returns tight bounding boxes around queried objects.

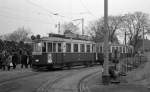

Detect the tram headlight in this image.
[48,54,52,63]
[35,59,39,62]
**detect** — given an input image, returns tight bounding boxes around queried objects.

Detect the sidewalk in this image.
[85,73,150,92]
[83,52,150,92]
[0,64,34,83]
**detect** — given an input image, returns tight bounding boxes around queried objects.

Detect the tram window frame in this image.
[80,44,85,52]
[48,42,52,52]
[52,43,56,52]
[58,43,62,52]
[66,43,71,52]
[112,46,115,53]
[86,44,90,52]
[92,44,96,52]
[74,44,78,52]
[100,46,103,53]
[116,46,119,52]
[33,42,42,52]
[119,46,122,53]
[123,47,125,53]
[42,42,46,52]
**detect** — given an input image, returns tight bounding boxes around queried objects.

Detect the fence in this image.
[119,55,147,73]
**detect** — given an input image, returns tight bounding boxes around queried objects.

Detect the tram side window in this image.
[100,46,103,53]
[66,43,71,52]
[123,47,125,53]
[112,46,115,53]
[119,47,122,53]
[48,43,52,52]
[53,43,56,52]
[42,42,46,52]
[86,45,90,52]
[116,47,119,52]
[74,44,78,52]
[92,44,96,52]
[58,43,62,52]
[126,47,128,53]
[80,44,85,52]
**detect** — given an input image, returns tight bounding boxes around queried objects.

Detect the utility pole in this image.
[102,0,110,85]
[142,27,144,53]
[125,31,127,45]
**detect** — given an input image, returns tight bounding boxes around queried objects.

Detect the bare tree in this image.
[122,12,150,50]
[87,15,123,43]
[61,22,79,34]
[87,19,105,42]
[4,27,32,42]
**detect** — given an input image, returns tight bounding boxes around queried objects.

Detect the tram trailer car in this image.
[96,43,133,64]
[32,34,97,69]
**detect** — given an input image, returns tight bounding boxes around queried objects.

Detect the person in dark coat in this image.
[12,53,18,69]
[1,51,7,70]
[109,65,117,80]
[27,54,32,68]
[21,51,28,68]
[0,53,2,69]
[6,52,12,71]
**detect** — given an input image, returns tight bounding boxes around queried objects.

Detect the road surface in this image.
[0,66,100,92]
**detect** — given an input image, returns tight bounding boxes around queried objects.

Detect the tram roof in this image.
[36,36,95,44]
[96,42,133,47]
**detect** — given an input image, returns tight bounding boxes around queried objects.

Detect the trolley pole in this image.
[102,0,110,85]
[81,18,84,35]
[58,22,61,34]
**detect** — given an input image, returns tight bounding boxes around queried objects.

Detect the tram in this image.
[96,43,133,64]
[31,33,96,69]
[31,33,133,69]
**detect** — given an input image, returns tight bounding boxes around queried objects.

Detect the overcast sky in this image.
[0,0,150,36]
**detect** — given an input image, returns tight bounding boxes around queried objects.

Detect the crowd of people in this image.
[0,50,32,71]
[0,51,32,71]
[0,40,32,71]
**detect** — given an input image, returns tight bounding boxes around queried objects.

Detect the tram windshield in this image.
[33,42,42,52]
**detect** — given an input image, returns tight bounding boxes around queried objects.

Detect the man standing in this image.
[21,51,28,68]
[1,51,7,70]
[12,52,18,69]
[6,52,12,71]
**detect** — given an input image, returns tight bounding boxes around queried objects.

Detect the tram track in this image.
[0,66,83,85]
[36,72,74,92]
[0,72,40,85]
[78,71,99,92]
[0,65,100,92]
[35,66,99,92]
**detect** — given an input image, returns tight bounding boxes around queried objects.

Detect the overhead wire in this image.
[0,12,51,24]
[0,5,54,24]
[0,6,49,17]
[79,0,97,18]
[0,0,98,27]
[25,0,57,16]
[25,0,72,20]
